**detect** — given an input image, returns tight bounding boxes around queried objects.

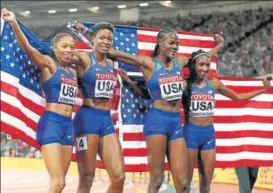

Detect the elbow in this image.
[234,95,242,101]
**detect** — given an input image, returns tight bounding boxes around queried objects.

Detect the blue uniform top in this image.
[42,62,78,106]
[189,78,215,117]
[147,57,184,101]
[78,52,116,99]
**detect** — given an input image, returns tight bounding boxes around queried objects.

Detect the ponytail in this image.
[151,44,160,58]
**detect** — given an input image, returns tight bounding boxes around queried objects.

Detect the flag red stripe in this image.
[216,145,273,153]
[215,160,273,167]
[123,148,147,156]
[138,27,215,37]
[123,163,169,172]
[75,42,91,49]
[1,122,40,149]
[137,34,216,48]
[1,101,38,131]
[219,77,267,81]
[215,101,273,109]
[1,81,45,115]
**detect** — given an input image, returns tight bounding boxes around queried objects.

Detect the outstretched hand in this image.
[118,68,131,83]
[214,32,224,47]
[71,22,86,33]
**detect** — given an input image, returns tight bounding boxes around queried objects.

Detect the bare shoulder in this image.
[75,50,90,58]
[210,77,222,92]
[106,58,114,67]
[141,55,154,65]
[43,55,55,68]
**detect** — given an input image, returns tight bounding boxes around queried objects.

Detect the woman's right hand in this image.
[71,22,86,33]
[1,8,16,23]
[118,68,131,83]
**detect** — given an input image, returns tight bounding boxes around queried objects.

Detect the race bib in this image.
[95,72,116,98]
[76,136,88,151]
[159,75,183,101]
[189,94,215,117]
[58,77,78,105]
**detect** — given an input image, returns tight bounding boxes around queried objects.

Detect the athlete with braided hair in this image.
[182,49,271,193]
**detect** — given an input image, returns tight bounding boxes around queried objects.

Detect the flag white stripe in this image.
[216,137,273,146]
[138,42,212,53]
[137,30,215,41]
[1,71,45,106]
[1,91,40,123]
[216,152,273,161]
[214,108,273,116]
[1,111,37,139]
[220,80,267,86]
[215,94,273,102]
[214,123,273,131]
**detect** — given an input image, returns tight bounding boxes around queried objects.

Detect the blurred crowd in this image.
[128,7,273,77]
[1,7,273,159]
[1,132,42,158]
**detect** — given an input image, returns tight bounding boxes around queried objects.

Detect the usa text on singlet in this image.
[158,74,183,101]
[189,93,215,117]
[94,72,116,98]
[59,76,78,105]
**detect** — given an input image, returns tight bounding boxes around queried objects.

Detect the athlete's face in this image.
[159,33,179,59]
[93,29,113,54]
[54,35,75,64]
[194,56,211,79]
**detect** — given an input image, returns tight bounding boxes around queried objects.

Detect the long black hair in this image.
[182,49,210,124]
[151,28,177,58]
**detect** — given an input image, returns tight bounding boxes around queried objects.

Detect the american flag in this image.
[1,19,272,172]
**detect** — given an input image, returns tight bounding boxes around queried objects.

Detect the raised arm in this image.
[212,77,271,101]
[208,33,224,57]
[175,33,224,69]
[1,8,50,69]
[71,22,93,44]
[107,48,152,69]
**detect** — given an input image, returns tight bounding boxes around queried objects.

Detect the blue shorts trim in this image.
[184,123,215,151]
[143,107,183,142]
[73,106,115,138]
[36,111,74,146]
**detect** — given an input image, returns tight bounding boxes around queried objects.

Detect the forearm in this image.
[238,89,266,100]
[108,49,143,67]
[9,20,33,54]
[82,28,93,43]
[126,80,144,96]
[208,43,224,57]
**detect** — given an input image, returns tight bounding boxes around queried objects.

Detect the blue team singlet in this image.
[146,57,184,101]
[78,52,116,99]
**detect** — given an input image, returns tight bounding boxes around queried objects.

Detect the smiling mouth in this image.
[64,53,72,60]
